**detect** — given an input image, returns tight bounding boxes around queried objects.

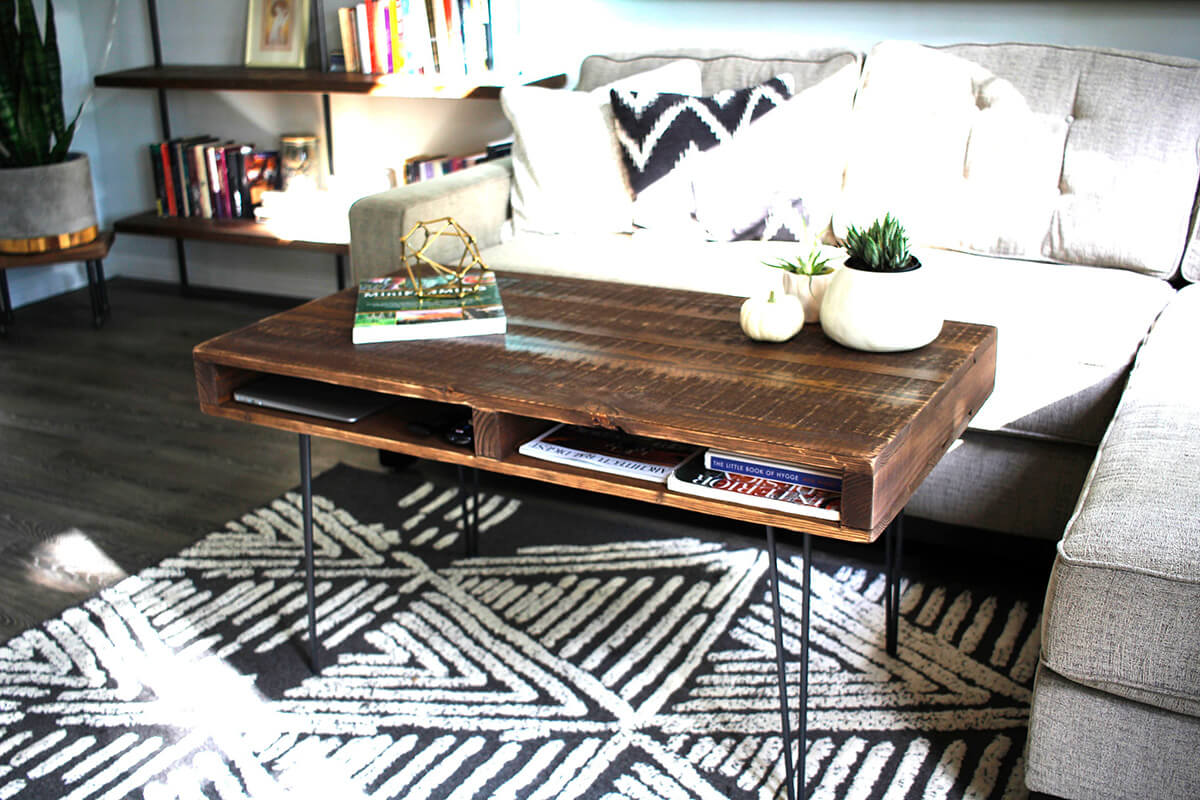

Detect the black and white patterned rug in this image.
[0,465,1045,799]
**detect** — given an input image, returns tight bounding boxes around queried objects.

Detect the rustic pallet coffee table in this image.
[194,271,995,799]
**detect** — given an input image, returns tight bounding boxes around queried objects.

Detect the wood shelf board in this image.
[0,231,114,269]
[114,212,349,255]
[201,397,871,542]
[194,272,996,541]
[94,66,566,98]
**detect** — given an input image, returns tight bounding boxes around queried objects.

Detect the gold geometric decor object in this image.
[398,217,490,298]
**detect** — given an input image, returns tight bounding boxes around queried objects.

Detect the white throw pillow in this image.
[501,61,703,235]
[691,62,860,243]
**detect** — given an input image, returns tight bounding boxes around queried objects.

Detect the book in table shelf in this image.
[518,423,699,484]
[703,449,842,492]
[352,270,506,343]
[668,451,842,520]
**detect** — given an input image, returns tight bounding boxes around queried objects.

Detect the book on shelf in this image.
[703,450,843,493]
[352,270,507,343]
[667,451,842,521]
[401,147,495,184]
[355,3,372,73]
[338,7,360,72]
[338,0,502,77]
[147,136,280,221]
[518,424,698,484]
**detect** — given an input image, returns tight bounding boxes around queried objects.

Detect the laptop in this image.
[233,375,397,423]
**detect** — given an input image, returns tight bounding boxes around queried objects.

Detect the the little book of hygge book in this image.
[352,271,507,344]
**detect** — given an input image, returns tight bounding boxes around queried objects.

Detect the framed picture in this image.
[244,0,311,68]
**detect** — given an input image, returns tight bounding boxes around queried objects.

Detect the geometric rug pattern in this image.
[0,466,1038,799]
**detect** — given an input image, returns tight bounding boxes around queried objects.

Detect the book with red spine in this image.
[159,143,177,216]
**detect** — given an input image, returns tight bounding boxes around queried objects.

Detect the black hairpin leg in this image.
[766,525,812,800]
[457,465,479,557]
[299,434,320,672]
[884,511,905,656]
[0,271,12,337]
[85,259,110,328]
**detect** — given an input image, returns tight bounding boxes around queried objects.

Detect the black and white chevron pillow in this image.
[610,75,795,197]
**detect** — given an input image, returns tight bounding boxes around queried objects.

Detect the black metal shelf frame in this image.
[141,0,345,293]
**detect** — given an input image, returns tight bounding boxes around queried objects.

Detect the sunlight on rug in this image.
[0,465,1038,799]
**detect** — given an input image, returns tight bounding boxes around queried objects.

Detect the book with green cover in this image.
[352,271,507,343]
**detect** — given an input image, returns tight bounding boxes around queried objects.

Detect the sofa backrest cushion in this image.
[578,49,862,97]
[836,41,1200,280]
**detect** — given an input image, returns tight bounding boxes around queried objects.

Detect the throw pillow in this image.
[609,75,795,231]
[500,61,703,236]
[690,65,860,243]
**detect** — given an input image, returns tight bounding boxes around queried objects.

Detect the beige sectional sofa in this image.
[349,41,1200,797]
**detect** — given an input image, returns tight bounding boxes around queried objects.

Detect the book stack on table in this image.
[668,450,843,521]
[516,424,842,522]
[352,271,507,343]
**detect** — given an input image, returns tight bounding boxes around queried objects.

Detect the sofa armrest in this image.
[348,156,514,282]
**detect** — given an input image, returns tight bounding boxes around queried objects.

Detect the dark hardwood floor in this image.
[0,278,383,643]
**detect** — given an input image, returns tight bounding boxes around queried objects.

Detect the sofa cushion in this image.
[915,248,1173,444]
[1026,666,1200,800]
[689,65,859,242]
[500,61,702,237]
[482,231,814,298]
[1040,284,1200,718]
[610,75,794,233]
[580,50,863,240]
[837,41,1200,280]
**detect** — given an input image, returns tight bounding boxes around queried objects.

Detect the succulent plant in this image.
[842,213,916,272]
[0,0,80,168]
[764,245,833,292]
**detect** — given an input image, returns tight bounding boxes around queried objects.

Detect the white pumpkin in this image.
[740,291,805,342]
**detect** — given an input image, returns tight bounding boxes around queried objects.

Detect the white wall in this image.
[14,0,1200,307]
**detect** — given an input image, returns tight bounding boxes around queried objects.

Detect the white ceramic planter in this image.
[781,265,839,323]
[819,259,943,352]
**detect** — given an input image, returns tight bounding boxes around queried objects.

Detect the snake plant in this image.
[843,213,916,271]
[0,0,81,168]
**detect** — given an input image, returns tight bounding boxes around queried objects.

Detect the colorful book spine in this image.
[148,144,166,216]
[193,144,212,218]
[355,3,372,73]
[159,143,177,216]
[703,450,842,492]
[205,145,223,218]
[389,0,404,72]
[214,148,232,219]
[338,7,359,72]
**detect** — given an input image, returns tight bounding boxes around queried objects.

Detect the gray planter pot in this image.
[0,153,99,254]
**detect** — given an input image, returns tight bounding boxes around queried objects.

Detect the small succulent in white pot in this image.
[764,243,839,323]
[820,213,943,352]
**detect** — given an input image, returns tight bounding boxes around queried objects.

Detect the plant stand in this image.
[0,231,114,337]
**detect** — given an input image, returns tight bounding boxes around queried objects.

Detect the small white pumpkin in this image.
[740,290,805,342]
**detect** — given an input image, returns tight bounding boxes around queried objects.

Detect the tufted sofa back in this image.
[579,43,1200,281]
[576,48,861,97]
[837,41,1200,280]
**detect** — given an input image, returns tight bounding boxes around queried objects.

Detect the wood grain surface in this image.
[195,272,996,541]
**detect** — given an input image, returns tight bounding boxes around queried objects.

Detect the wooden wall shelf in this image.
[95,66,566,98]
[113,212,349,256]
